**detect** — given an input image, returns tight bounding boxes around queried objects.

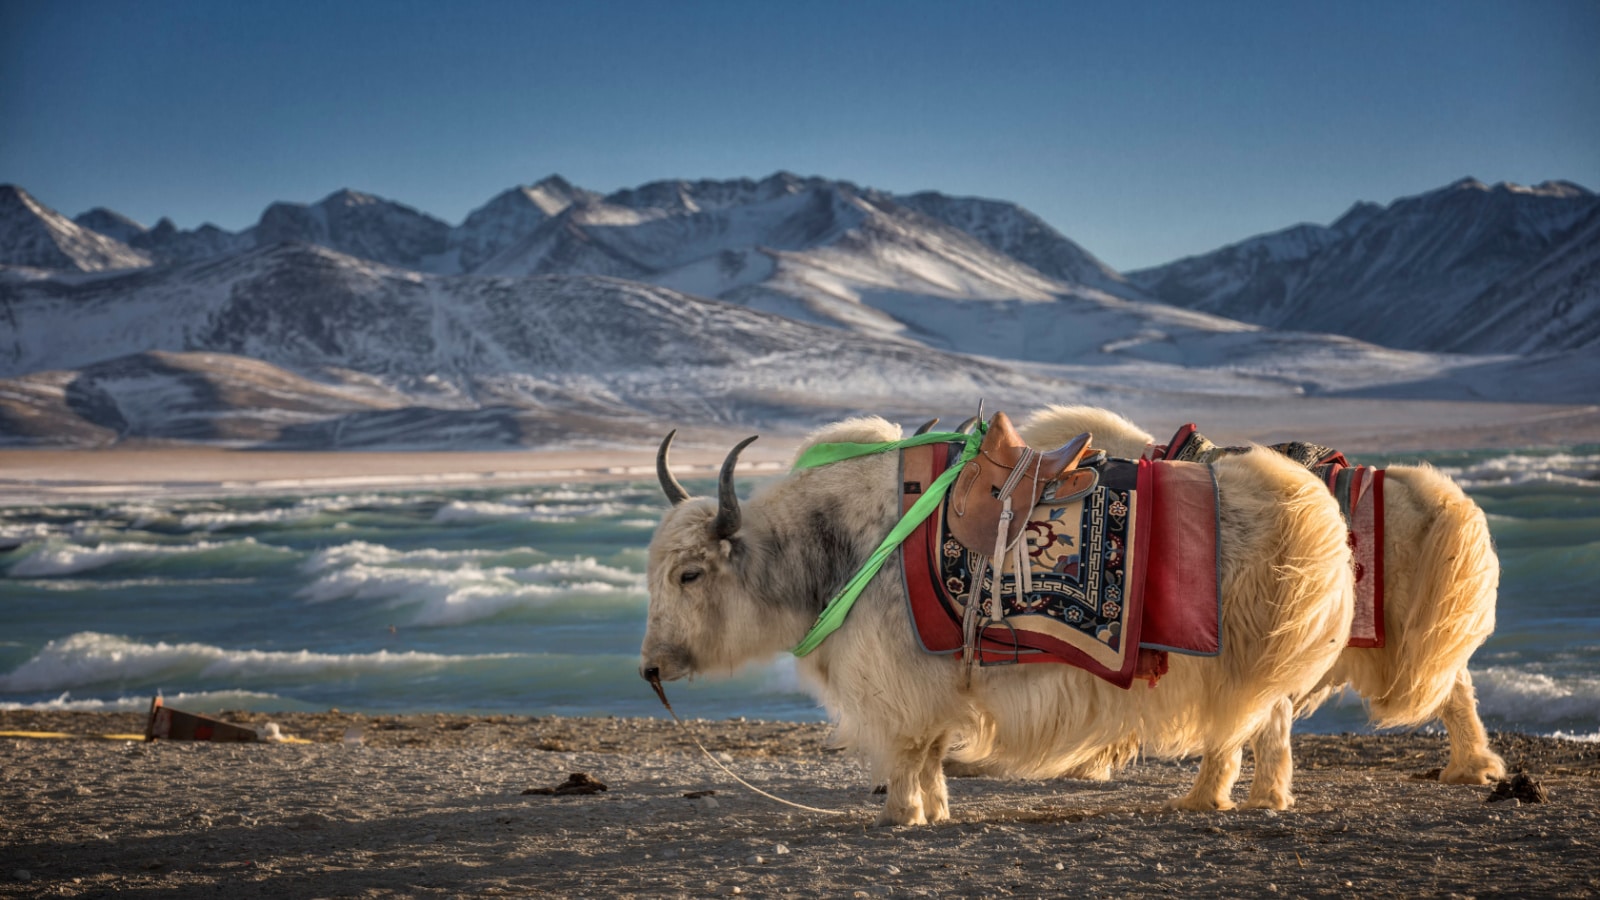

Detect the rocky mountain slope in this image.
[0,186,151,272]
[1129,178,1600,353]
[0,243,1074,446]
[2,173,1594,447]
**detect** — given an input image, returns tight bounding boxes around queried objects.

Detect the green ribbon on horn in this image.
[789,426,985,657]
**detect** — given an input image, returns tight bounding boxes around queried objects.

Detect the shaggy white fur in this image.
[1018,405,1506,787]
[641,414,1355,824]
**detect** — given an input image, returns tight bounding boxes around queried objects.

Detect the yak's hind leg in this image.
[877,732,950,826]
[1438,669,1507,785]
[1168,743,1243,811]
[1244,697,1296,809]
[1166,449,1353,813]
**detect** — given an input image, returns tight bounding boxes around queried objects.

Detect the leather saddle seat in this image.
[949,411,1093,557]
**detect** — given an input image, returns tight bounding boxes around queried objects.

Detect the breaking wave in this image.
[296,550,644,625]
[1472,666,1600,728]
[174,493,426,531]
[1440,450,1600,489]
[430,499,649,524]
[0,632,524,693]
[6,538,292,578]
[298,540,546,574]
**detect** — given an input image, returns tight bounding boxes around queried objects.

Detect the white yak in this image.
[640,416,1354,824]
[1012,405,1505,786]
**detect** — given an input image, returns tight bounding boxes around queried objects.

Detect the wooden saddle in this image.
[949,411,1093,557]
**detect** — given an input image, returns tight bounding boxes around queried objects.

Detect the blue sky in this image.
[3,0,1596,270]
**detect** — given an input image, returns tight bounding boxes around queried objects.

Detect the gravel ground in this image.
[2,712,1598,898]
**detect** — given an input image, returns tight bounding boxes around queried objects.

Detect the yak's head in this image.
[640,431,784,684]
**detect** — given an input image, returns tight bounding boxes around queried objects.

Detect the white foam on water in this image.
[1440,451,1600,489]
[0,523,55,542]
[1472,665,1600,727]
[430,499,648,524]
[298,540,544,574]
[432,500,541,522]
[506,487,645,503]
[6,537,292,577]
[296,555,645,625]
[0,689,286,712]
[176,493,423,531]
[0,631,523,692]
[18,576,257,592]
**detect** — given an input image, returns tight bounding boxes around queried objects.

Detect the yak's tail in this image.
[1366,464,1499,728]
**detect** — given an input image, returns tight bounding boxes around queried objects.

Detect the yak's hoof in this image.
[1242,791,1295,811]
[1165,795,1237,812]
[875,807,928,827]
[1440,757,1507,785]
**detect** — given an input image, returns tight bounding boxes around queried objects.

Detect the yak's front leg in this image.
[917,732,952,823]
[876,733,948,826]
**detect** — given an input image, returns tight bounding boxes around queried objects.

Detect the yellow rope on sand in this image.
[0,730,312,743]
[0,731,149,740]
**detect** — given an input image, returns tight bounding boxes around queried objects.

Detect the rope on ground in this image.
[646,674,853,817]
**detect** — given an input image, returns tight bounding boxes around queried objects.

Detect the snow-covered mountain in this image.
[254,189,454,272]
[72,207,148,245]
[1125,202,1381,319]
[1443,201,1600,354]
[1129,179,1600,353]
[449,175,598,273]
[472,172,1290,369]
[895,190,1134,297]
[0,242,1081,446]
[0,186,150,272]
[129,217,254,264]
[4,172,1595,447]
[0,350,400,446]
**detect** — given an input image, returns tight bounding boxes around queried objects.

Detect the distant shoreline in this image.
[2,396,1597,506]
[0,441,798,507]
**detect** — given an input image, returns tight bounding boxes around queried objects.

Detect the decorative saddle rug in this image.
[1156,425,1385,648]
[899,442,1221,689]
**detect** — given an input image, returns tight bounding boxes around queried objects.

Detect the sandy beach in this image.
[1,711,1597,898]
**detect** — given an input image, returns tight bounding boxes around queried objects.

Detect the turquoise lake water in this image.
[2,445,1596,738]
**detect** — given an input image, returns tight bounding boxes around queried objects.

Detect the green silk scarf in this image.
[789,426,984,657]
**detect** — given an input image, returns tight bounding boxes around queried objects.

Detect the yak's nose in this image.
[641,665,661,682]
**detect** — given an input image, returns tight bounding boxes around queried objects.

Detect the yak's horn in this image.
[955,416,980,435]
[913,418,939,435]
[713,435,759,540]
[656,430,691,506]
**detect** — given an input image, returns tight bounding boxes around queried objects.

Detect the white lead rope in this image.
[647,674,852,816]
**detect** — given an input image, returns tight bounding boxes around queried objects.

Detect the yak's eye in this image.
[679,569,703,585]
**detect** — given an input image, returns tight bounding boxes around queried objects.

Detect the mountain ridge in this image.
[3,172,1595,447]
[0,241,1086,446]
[1,185,152,272]
[1129,178,1600,353]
